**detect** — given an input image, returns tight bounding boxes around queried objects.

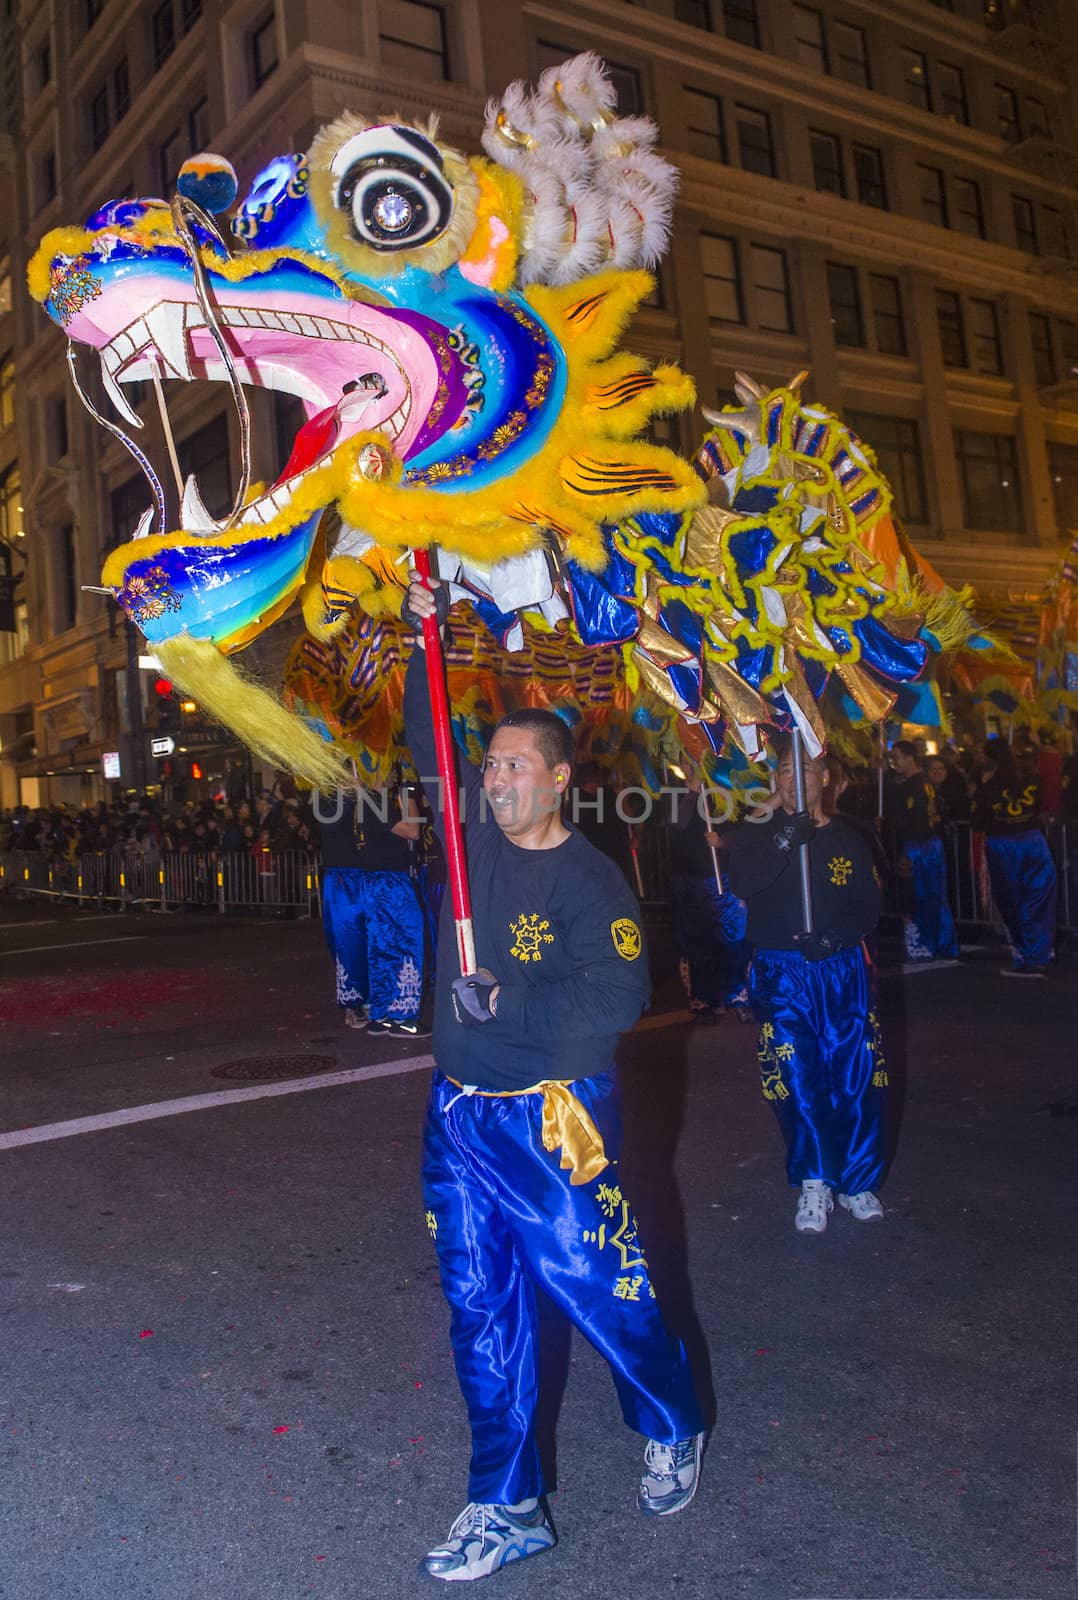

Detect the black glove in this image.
[451,967,498,1026]
[795,930,839,962]
[401,579,450,635]
[774,811,816,853]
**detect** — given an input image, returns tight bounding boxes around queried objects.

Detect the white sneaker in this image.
[419,1501,555,1582]
[794,1180,832,1234]
[638,1432,705,1515]
[838,1190,884,1221]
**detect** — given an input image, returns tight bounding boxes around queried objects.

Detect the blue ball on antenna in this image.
[177,153,239,215]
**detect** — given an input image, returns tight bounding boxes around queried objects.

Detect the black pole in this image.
[123,614,147,796]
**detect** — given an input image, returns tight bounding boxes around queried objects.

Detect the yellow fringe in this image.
[156,635,347,790]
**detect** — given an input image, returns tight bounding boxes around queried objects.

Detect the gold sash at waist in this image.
[444,1075,609,1186]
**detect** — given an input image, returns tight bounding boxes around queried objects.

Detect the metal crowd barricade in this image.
[0,848,321,917]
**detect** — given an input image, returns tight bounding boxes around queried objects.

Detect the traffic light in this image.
[153,676,181,733]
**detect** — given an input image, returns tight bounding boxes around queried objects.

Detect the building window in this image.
[674,0,712,27]
[846,413,928,524]
[109,476,152,548]
[684,89,725,162]
[1041,206,1069,259]
[722,0,760,48]
[85,0,104,28]
[996,83,1020,141]
[58,524,77,632]
[159,98,211,191]
[901,47,930,111]
[1029,313,1056,385]
[1023,96,1051,139]
[1048,442,1078,532]
[607,62,644,116]
[701,233,742,323]
[178,417,232,520]
[90,84,110,151]
[809,130,844,196]
[40,149,57,208]
[380,0,450,81]
[955,430,1021,532]
[937,61,967,123]
[869,273,906,356]
[751,244,793,332]
[35,38,52,93]
[0,351,13,429]
[827,263,863,347]
[936,290,966,367]
[953,177,984,239]
[1012,194,1037,254]
[735,105,775,178]
[969,299,1004,375]
[1061,321,1078,375]
[181,0,201,28]
[917,165,947,229]
[0,258,10,318]
[852,143,886,209]
[793,4,826,70]
[152,0,176,68]
[251,12,278,88]
[114,57,130,120]
[832,20,870,88]
[47,394,69,461]
[0,466,23,543]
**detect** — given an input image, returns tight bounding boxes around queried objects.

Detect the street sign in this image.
[151,735,175,758]
[103,751,122,779]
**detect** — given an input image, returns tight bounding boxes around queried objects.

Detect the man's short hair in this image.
[893,739,919,762]
[493,708,574,770]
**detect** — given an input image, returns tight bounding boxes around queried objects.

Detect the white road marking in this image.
[0,1054,436,1151]
[2,936,144,956]
[0,914,132,931]
[1,1007,700,1153]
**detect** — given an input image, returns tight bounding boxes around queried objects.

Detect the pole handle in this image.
[412,548,476,977]
[790,731,815,935]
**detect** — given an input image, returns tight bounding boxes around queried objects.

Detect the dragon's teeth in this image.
[144,303,192,379]
[181,473,218,532]
[99,353,143,429]
[131,506,156,541]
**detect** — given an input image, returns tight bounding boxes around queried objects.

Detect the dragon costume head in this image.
[29,54,977,789]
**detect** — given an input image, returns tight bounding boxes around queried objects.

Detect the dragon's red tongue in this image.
[274,404,340,485]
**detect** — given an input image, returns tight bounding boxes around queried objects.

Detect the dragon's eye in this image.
[330,125,453,252]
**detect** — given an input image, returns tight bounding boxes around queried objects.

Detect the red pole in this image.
[412,548,476,976]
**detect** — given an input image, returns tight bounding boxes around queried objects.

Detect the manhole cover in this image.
[211,1054,339,1083]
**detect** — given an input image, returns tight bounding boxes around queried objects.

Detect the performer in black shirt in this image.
[971,738,1057,978]
[402,575,704,1584]
[725,743,887,1235]
[887,741,959,964]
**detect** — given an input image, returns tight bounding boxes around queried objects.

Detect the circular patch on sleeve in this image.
[610,918,642,960]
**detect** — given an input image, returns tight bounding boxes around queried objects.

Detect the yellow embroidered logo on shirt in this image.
[610,918,642,960]
[829,855,853,886]
[509,912,554,962]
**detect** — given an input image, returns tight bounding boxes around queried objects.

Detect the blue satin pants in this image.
[749,945,887,1194]
[422,1069,703,1505]
[321,867,424,1021]
[670,873,751,1006]
[985,831,1057,969]
[902,837,959,960]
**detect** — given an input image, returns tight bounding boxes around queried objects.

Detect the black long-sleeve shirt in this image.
[404,649,650,1090]
[724,812,881,952]
[887,773,941,846]
[970,773,1043,836]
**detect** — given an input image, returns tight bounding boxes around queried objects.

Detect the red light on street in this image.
[191,762,204,779]
[154,678,174,697]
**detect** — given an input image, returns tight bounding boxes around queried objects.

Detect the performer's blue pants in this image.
[670,872,750,1006]
[422,1069,703,1505]
[902,837,959,959]
[985,831,1057,970]
[749,944,887,1194]
[321,867,424,1021]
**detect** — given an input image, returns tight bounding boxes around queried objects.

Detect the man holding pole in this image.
[401,572,705,1583]
[664,777,751,1025]
[724,740,887,1235]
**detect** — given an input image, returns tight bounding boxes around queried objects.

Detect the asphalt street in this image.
[0,901,1075,1600]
